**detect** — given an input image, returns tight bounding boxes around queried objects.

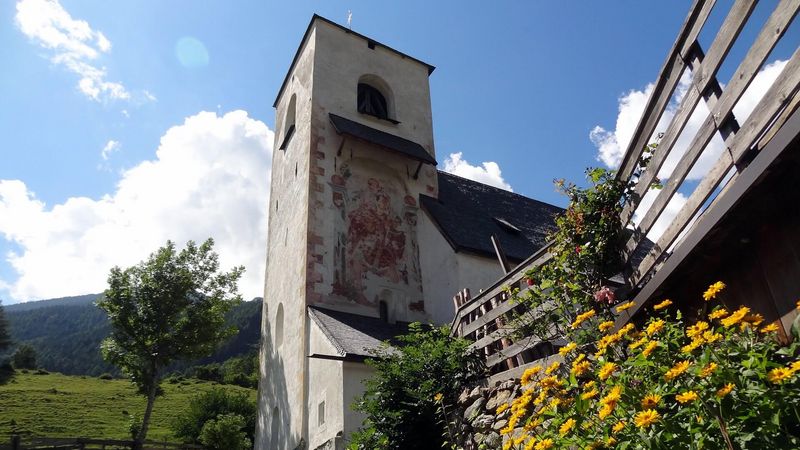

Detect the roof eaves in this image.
[307,306,347,357]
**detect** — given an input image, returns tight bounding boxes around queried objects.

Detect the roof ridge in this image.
[436,170,563,211]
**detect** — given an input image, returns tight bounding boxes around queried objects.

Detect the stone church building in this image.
[255,15,561,450]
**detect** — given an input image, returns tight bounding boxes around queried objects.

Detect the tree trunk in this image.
[136,381,159,448]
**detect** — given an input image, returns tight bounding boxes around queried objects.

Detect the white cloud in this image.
[592,60,787,240]
[101,140,120,160]
[443,152,513,191]
[0,110,273,301]
[14,0,150,103]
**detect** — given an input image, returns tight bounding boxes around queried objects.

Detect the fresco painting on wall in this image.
[331,161,423,310]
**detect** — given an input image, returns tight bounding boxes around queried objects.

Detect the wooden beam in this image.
[490,234,511,274]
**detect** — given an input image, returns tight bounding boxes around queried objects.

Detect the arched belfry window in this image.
[357,75,397,123]
[358,83,388,120]
[279,94,296,150]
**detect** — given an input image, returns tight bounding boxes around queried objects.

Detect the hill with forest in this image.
[2,295,262,376]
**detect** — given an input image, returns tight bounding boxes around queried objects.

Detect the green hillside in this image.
[3,296,262,376]
[0,372,256,440]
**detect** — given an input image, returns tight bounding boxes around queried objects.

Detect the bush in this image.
[348,323,485,450]
[171,387,256,444]
[99,373,114,380]
[199,413,251,450]
[491,282,800,450]
[12,344,37,370]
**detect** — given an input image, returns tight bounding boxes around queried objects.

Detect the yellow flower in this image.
[582,388,599,400]
[615,301,636,313]
[535,438,553,450]
[599,362,617,380]
[496,403,509,414]
[665,360,691,381]
[559,418,576,436]
[545,361,561,375]
[612,420,626,434]
[790,361,800,373]
[598,321,615,333]
[629,337,648,350]
[601,385,622,405]
[503,440,512,450]
[721,306,750,327]
[572,360,591,377]
[700,362,718,378]
[520,365,542,385]
[583,380,596,390]
[641,393,661,409]
[646,319,665,336]
[523,438,537,450]
[760,323,780,334]
[744,313,764,327]
[676,391,698,403]
[571,309,596,329]
[708,308,729,320]
[598,403,614,420]
[703,331,723,343]
[634,409,660,428]
[686,321,709,338]
[433,392,443,402]
[681,338,703,354]
[653,299,673,310]
[606,437,617,446]
[559,342,577,356]
[642,340,659,358]
[768,367,793,384]
[716,383,734,398]
[618,323,636,336]
[703,281,726,301]
[797,299,800,311]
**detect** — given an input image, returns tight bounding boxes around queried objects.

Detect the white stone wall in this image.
[342,362,375,443]
[417,211,506,326]
[256,27,317,450]
[307,319,345,450]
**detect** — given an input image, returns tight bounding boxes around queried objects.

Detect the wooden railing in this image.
[452,0,800,380]
[0,436,204,450]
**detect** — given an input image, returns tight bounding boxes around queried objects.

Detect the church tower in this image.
[257,15,438,449]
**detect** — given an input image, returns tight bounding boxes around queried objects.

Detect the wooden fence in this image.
[0,436,204,450]
[452,0,800,380]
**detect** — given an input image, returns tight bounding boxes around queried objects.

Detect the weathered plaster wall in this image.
[417,211,506,325]
[305,19,438,323]
[256,27,316,450]
[307,320,345,450]
[342,362,374,444]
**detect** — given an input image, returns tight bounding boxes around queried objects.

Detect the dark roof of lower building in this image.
[329,114,437,165]
[421,171,563,261]
[308,305,408,359]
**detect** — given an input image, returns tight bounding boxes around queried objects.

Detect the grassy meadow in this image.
[0,371,256,441]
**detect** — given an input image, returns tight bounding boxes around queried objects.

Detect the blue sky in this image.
[0,1,794,303]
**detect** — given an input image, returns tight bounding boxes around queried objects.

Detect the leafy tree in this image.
[171,387,256,444]
[97,239,243,446]
[12,343,37,369]
[0,300,11,353]
[349,323,485,450]
[199,414,252,450]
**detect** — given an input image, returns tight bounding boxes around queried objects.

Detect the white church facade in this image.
[255,15,561,450]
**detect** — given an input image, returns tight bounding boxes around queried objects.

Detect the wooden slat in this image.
[452,245,552,329]
[621,0,760,230]
[486,354,564,385]
[632,47,800,286]
[617,0,717,182]
[461,289,529,336]
[623,0,800,262]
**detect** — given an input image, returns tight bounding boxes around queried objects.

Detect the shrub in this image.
[12,344,37,370]
[489,282,800,450]
[99,373,114,380]
[171,387,256,444]
[348,323,485,450]
[199,413,251,450]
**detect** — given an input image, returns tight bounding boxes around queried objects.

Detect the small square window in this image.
[318,400,326,426]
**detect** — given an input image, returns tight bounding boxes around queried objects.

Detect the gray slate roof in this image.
[421,171,563,261]
[308,306,408,359]
[329,113,437,165]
